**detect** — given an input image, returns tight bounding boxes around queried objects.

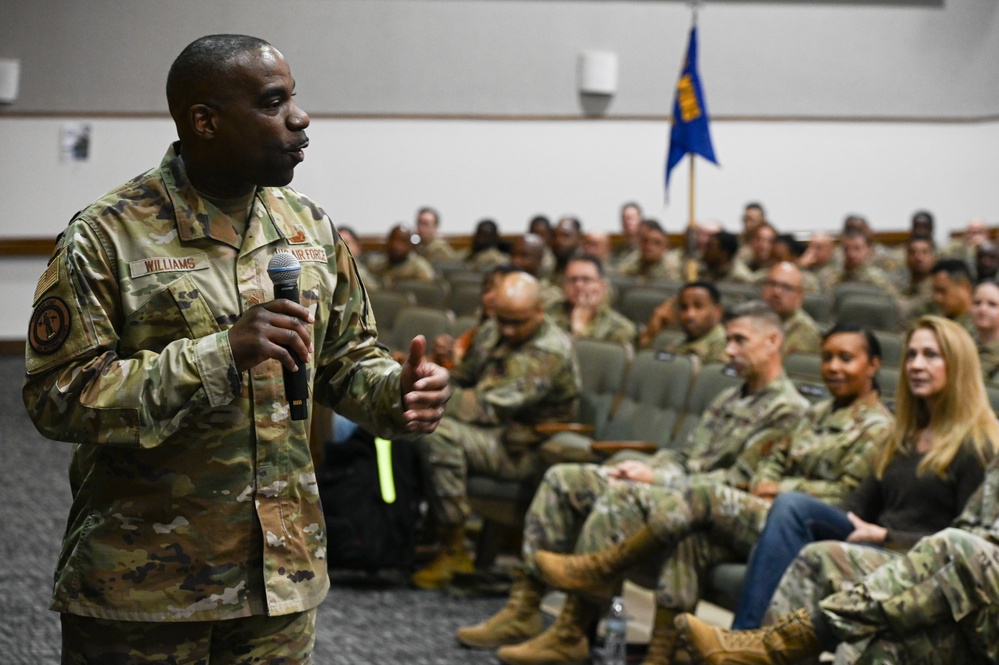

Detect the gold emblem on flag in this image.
[677,75,702,122]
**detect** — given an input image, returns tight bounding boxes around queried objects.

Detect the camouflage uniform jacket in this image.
[415,236,459,263]
[823,263,900,301]
[650,371,808,487]
[782,308,822,357]
[666,323,728,365]
[699,258,755,284]
[446,316,580,452]
[952,455,999,549]
[23,144,411,623]
[546,301,636,346]
[750,392,893,503]
[369,252,436,288]
[616,253,682,283]
[466,247,510,272]
[978,338,999,382]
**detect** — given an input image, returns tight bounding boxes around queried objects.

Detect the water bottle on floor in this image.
[600,595,628,665]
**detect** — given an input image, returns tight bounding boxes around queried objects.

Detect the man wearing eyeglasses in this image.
[547,255,636,348]
[761,262,822,356]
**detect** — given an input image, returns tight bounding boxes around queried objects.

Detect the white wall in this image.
[2,115,997,340]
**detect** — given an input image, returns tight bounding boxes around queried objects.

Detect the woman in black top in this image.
[731,315,997,629]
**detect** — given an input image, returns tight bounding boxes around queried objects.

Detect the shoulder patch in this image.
[29,297,72,355]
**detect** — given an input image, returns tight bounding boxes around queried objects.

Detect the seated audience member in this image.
[550,216,583,284]
[414,206,459,263]
[822,229,900,303]
[582,230,613,267]
[800,231,839,289]
[368,224,437,288]
[943,216,989,275]
[456,301,807,663]
[431,265,515,370]
[534,325,892,663]
[976,239,999,283]
[616,219,682,283]
[895,236,937,321]
[691,220,722,262]
[930,258,975,335]
[411,272,580,590]
[736,201,767,265]
[721,316,995,631]
[546,254,635,347]
[466,219,511,271]
[638,281,727,364]
[761,262,822,356]
[611,201,643,267]
[528,215,557,280]
[746,222,778,276]
[972,279,999,381]
[842,215,902,276]
[909,209,935,241]
[700,230,755,284]
[679,418,999,665]
[337,225,379,290]
[510,233,564,307]
[769,234,819,293]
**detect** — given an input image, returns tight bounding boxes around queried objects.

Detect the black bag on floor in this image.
[318,428,420,572]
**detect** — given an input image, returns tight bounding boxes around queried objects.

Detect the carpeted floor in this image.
[0,355,509,664]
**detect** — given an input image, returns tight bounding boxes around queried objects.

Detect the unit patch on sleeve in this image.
[29,297,72,355]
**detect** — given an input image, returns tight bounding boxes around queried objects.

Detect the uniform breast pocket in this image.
[123,274,222,355]
[299,265,333,342]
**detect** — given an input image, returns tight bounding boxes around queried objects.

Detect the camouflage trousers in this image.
[574,478,771,611]
[61,608,316,664]
[417,417,539,526]
[766,529,999,665]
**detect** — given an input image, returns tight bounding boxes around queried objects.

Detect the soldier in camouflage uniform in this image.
[411,272,580,590]
[615,220,683,284]
[973,280,999,381]
[761,262,823,357]
[465,219,511,271]
[680,456,999,665]
[414,206,460,264]
[367,223,437,288]
[22,35,451,663]
[700,230,756,284]
[532,325,892,664]
[456,301,806,664]
[546,254,636,348]
[638,281,727,365]
[930,258,977,337]
[821,230,902,306]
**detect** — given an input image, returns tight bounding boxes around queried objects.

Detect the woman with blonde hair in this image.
[724,315,998,631]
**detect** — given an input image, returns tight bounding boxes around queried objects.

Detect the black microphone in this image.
[267,252,309,421]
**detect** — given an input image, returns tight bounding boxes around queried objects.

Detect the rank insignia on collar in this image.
[29,297,71,355]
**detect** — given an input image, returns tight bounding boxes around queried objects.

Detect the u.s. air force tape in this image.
[29,297,71,355]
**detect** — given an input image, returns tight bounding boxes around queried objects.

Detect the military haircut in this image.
[166,34,270,119]
[680,280,721,305]
[714,230,739,259]
[567,253,605,277]
[931,258,973,285]
[417,206,440,226]
[724,299,783,336]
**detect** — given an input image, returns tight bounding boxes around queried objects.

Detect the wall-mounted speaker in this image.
[577,51,617,96]
[0,59,21,104]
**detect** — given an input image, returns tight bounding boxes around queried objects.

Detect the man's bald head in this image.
[511,234,546,276]
[494,272,545,347]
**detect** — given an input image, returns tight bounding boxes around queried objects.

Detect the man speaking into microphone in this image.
[22,34,450,663]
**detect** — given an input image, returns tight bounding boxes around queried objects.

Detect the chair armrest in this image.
[590,441,658,456]
[534,422,595,436]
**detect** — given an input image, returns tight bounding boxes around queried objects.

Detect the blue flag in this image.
[665,26,717,190]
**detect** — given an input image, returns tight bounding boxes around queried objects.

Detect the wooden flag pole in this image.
[685,153,698,281]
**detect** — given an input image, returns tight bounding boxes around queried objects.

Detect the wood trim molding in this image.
[0,340,26,356]
[1,237,57,257]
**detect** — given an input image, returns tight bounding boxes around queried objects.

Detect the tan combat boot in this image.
[495,594,598,665]
[534,525,662,600]
[641,607,680,665]
[410,524,474,590]
[674,608,822,665]
[456,568,545,649]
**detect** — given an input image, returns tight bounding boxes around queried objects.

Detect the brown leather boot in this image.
[456,568,545,649]
[495,594,598,665]
[534,525,662,600]
[410,524,474,590]
[641,607,680,665]
[674,608,822,665]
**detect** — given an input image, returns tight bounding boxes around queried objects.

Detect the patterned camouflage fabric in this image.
[765,456,999,665]
[564,393,892,611]
[466,247,510,272]
[662,323,728,365]
[417,316,580,525]
[821,264,901,305]
[23,144,412,623]
[698,259,756,284]
[367,251,437,288]
[546,301,637,347]
[979,338,999,382]
[781,308,823,357]
[615,252,682,283]
[415,236,460,263]
[518,371,807,575]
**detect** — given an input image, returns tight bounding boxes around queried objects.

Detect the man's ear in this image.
[189,104,218,139]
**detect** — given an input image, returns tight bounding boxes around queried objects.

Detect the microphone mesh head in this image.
[267,252,302,284]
